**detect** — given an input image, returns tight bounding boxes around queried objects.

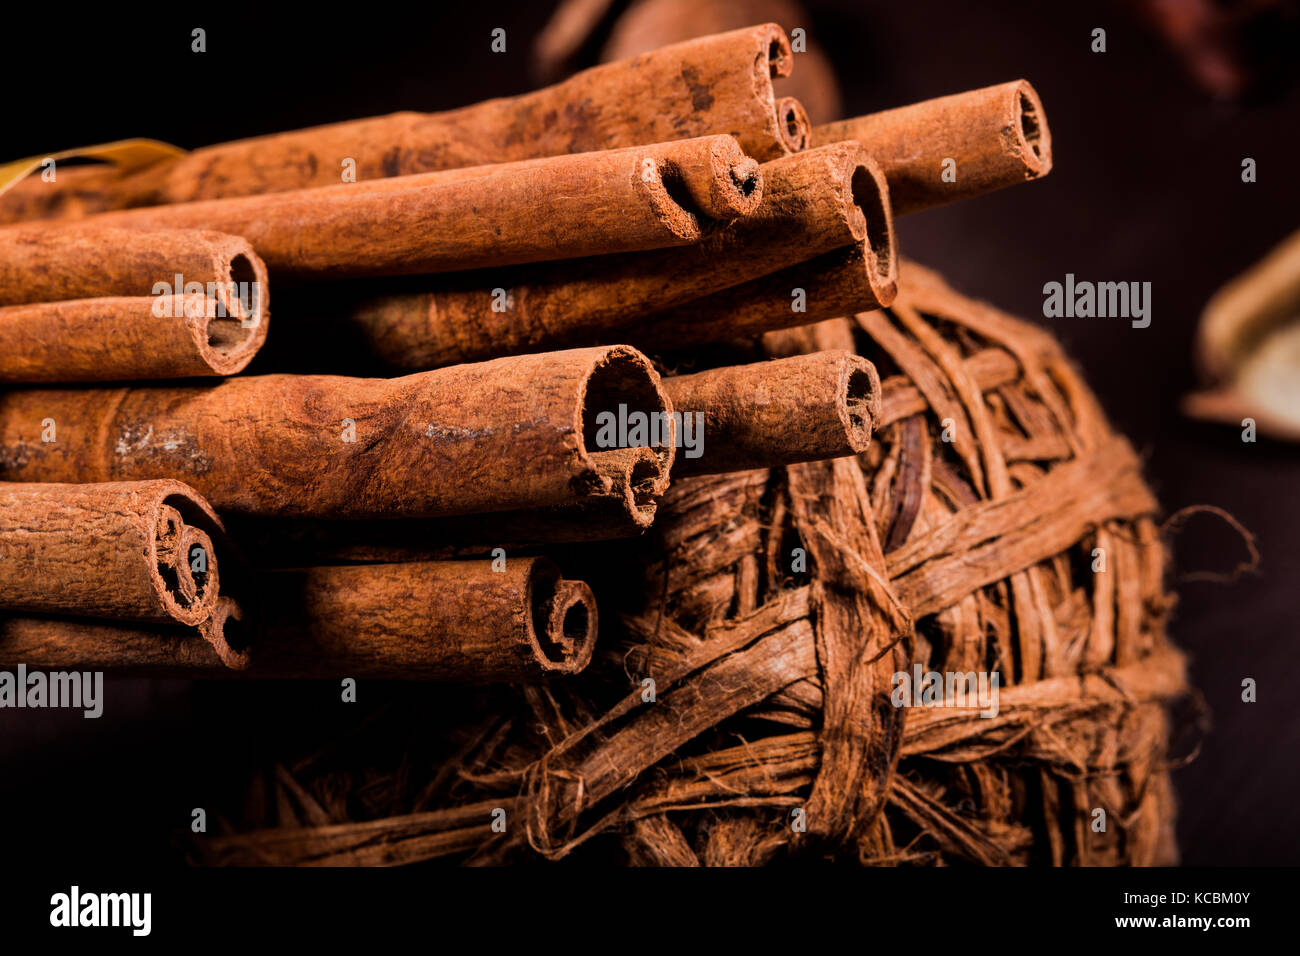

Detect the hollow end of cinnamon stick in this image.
[840,355,881,453]
[662,135,764,221]
[149,487,225,627]
[758,21,794,79]
[1010,80,1051,178]
[776,96,811,153]
[590,445,667,530]
[200,597,253,670]
[851,155,899,304]
[189,237,270,375]
[189,285,269,378]
[534,575,598,675]
[577,345,676,495]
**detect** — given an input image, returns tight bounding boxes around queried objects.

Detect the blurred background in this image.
[3,0,1298,865]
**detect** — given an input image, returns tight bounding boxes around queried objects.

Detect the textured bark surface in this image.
[664,350,880,475]
[332,143,885,369]
[0,227,267,313]
[252,558,597,681]
[634,240,897,350]
[222,445,669,567]
[0,346,673,519]
[0,293,267,382]
[814,81,1052,216]
[7,140,760,280]
[362,136,762,221]
[0,479,225,626]
[0,596,250,673]
[0,24,799,221]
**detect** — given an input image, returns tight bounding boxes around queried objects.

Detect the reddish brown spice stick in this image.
[333,143,889,370]
[0,346,673,519]
[0,596,251,673]
[0,24,799,223]
[664,350,879,475]
[229,445,671,567]
[12,139,755,280]
[0,293,267,382]
[0,480,225,626]
[340,136,763,222]
[251,558,597,681]
[0,227,267,312]
[634,236,897,352]
[813,80,1052,216]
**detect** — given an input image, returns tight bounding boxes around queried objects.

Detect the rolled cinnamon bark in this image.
[0,292,267,382]
[0,228,267,315]
[664,351,879,475]
[223,445,670,567]
[813,80,1052,216]
[14,139,755,279]
[330,143,888,369]
[0,24,798,223]
[0,596,251,674]
[0,480,225,626]
[0,346,674,519]
[252,558,597,681]
[341,136,763,222]
[634,239,897,351]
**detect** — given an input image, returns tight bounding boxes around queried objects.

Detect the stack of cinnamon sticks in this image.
[0,23,1051,683]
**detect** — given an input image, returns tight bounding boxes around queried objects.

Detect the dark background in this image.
[2,1,1297,866]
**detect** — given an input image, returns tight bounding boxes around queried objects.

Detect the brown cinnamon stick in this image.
[0,597,251,674]
[0,293,267,382]
[322,143,890,369]
[813,80,1052,215]
[0,480,226,627]
[0,24,799,223]
[664,351,879,475]
[227,444,671,567]
[252,558,597,681]
[339,136,762,222]
[0,227,267,312]
[0,345,674,519]
[10,139,754,280]
[635,241,897,350]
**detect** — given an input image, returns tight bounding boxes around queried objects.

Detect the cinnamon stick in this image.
[318,143,890,369]
[0,24,799,222]
[0,596,251,674]
[635,242,897,350]
[227,445,671,567]
[0,227,267,311]
[9,139,756,280]
[0,292,267,382]
[252,558,597,681]
[0,480,226,627]
[339,136,762,221]
[0,346,674,519]
[664,351,880,475]
[813,80,1052,215]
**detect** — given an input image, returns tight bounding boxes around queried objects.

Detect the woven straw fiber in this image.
[198,261,1190,866]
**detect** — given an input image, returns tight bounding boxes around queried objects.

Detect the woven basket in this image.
[198,262,1190,866]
